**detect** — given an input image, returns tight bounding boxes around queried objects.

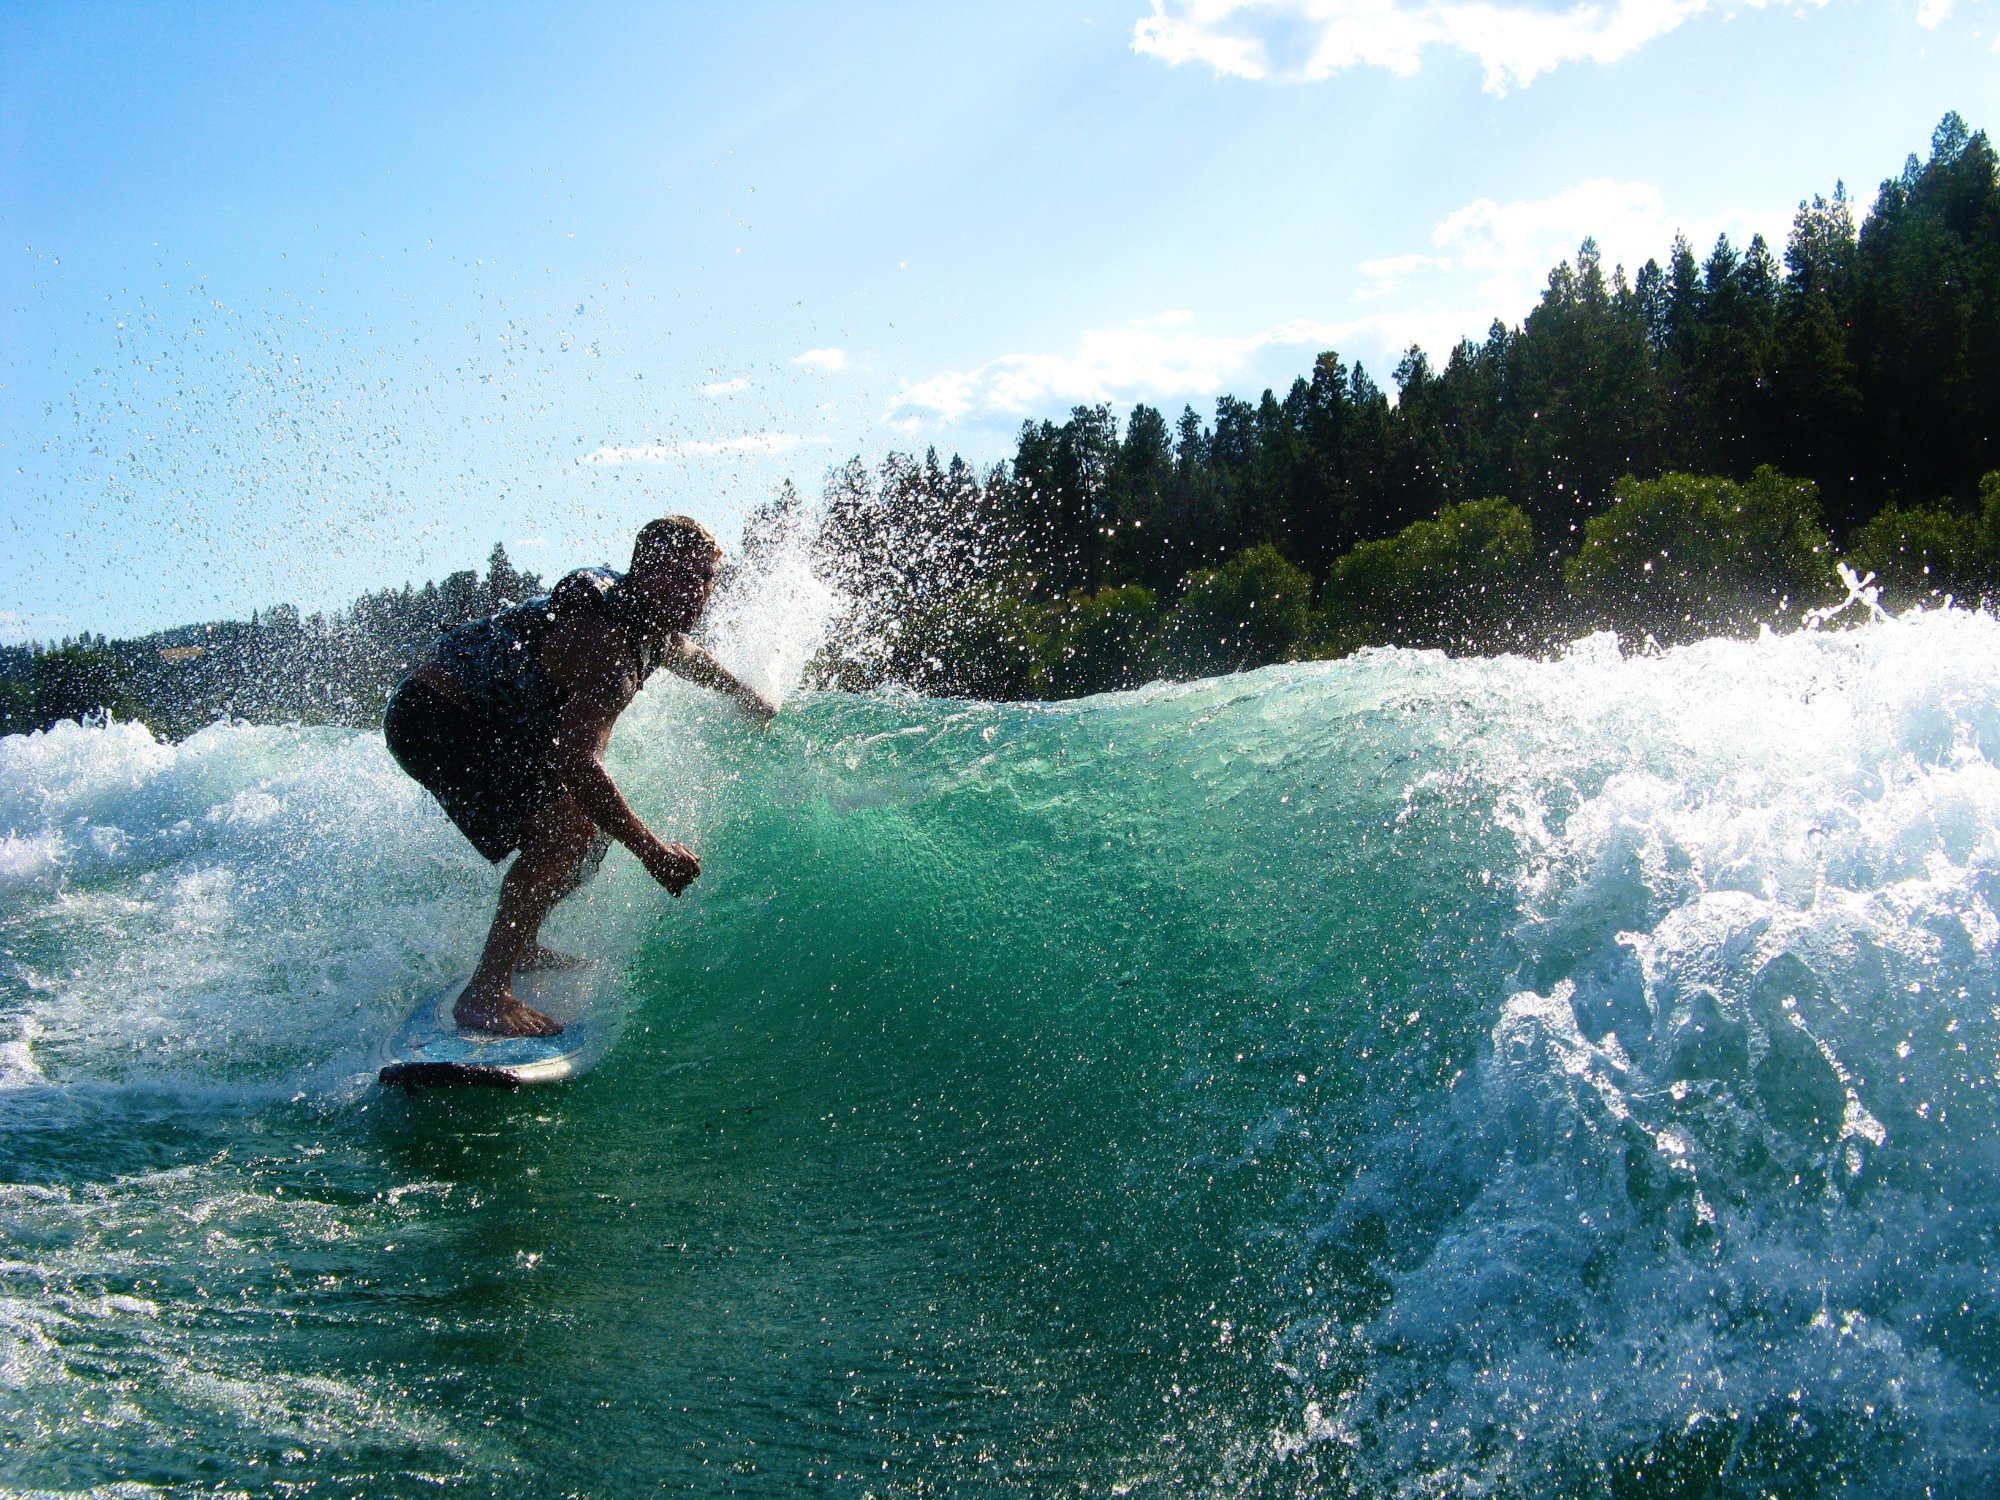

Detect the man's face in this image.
[631,551,719,633]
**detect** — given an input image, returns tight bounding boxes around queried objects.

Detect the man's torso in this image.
[434,568,652,741]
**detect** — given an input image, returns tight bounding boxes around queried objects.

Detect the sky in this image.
[2,0,1996,642]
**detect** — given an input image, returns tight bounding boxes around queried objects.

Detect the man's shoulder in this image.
[549,566,622,613]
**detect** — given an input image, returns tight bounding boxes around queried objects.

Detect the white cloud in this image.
[889,176,1795,427]
[793,347,848,372]
[1917,0,1954,25]
[1131,0,1832,94]
[886,311,1354,426]
[1367,177,1793,326]
[1355,251,1442,295]
[579,433,810,464]
[700,377,750,396]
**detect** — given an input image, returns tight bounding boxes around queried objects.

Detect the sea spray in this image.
[1263,611,2000,1496]
[0,608,1996,1494]
[700,511,846,709]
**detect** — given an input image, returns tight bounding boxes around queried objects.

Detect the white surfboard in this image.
[379,966,609,1089]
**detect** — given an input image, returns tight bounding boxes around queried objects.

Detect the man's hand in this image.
[640,837,701,896]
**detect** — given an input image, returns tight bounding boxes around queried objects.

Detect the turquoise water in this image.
[4,610,2000,1495]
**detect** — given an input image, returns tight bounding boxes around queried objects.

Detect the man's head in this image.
[626,515,722,632]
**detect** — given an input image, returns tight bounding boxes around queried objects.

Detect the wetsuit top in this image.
[434,567,670,742]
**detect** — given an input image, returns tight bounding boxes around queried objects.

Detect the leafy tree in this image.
[1101,405,1174,590]
[30,642,142,728]
[0,645,46,734]
[1978,470,2000,564]
[1855,469,2000,606]
[1009,405,1120,594]
[1324,498,1537,652]
[1564,467,1831,642]
[886,587,1047,700]
[1038,584,1160,697]
[1689,233,1780,474]
[1845,503,1986,605]
[437,569,486,628]
[1167,403,1218,571]
[1510,240,1658,534]
[1850,112,2000,506]
[485,543,526,605]
[739,479,808,573]
[1772,186,1865,532]
[1155,545,1314,679]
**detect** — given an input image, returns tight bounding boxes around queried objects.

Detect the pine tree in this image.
[485,543,526,607]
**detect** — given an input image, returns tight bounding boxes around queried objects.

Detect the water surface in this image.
[4,613,1999,1495]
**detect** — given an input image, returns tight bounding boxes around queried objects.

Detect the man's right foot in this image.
[454,981,564,1038]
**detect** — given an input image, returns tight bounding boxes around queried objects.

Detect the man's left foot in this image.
[455,978,564,1038]
[519,944,595,972]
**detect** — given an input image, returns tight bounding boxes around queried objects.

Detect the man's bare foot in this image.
[454,978,564,1037]
[519,944,595,973]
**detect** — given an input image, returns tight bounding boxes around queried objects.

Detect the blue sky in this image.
[2,0,1996,641]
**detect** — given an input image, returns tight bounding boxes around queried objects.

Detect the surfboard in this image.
[378,966,608,1089]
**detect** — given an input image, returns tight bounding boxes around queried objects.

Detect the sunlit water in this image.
[3,603,1998,1496]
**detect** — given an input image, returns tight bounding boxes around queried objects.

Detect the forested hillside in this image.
[0,547,541,738]
[802,111,2000,696]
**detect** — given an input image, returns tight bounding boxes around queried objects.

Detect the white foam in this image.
[0,722,551,1096]
[0,666,764,1102]
[0,1160,474,1475]
[1290,605,2000,1491]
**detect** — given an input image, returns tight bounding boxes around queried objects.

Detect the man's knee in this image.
[521,796,597,861]
[550,831,611,902]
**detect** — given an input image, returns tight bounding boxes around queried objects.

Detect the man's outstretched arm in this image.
[550,659,700,894]
[665,637,777,722]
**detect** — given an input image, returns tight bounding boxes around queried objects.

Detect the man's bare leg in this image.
[516,832,610,972]
[520,943,595,972]
[456,798,599,1036]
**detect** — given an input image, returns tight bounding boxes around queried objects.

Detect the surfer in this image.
[384,516,775,1037]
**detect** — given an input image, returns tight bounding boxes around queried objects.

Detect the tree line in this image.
[796,111,2000,697]
[4,112,1997,737]
[0,546,541,738]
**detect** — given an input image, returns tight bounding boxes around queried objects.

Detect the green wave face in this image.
[4,613,2000,1495]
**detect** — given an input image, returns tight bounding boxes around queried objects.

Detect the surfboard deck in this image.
[379,966,606,1090]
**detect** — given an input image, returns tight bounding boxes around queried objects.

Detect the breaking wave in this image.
[2,603,1998,1494]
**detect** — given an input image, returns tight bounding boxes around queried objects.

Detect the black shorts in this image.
[384,677,565,863]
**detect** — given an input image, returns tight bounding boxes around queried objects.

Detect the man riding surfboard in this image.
[385,516,773,1037]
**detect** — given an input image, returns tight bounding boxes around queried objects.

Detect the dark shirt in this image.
[435,567,668,749]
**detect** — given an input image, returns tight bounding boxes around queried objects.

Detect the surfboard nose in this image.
[379,1060,523,1090]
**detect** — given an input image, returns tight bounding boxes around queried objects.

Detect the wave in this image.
[2,606,1998,1493]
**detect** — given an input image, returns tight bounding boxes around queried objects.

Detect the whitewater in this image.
[3,600,1998,1495]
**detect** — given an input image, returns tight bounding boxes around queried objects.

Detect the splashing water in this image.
[700,522,845,708]
[1804,560,1893,630]
[2,606,1998,1495]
